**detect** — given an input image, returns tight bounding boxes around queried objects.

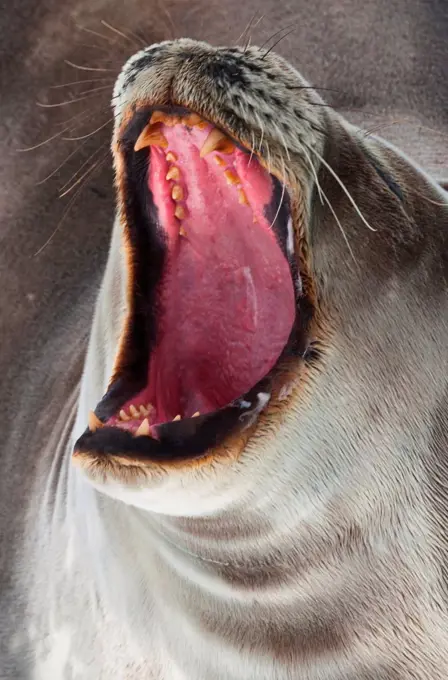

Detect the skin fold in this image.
[0,2,447,679]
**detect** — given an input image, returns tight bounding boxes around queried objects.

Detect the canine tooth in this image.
[166,151,178,162]
[166,166,180,181]
[140,405,150,416]
[172,185,184,201]
[134,123,168,151]
[174,205,186,220]
[129,404,139,418]
[224,169,239,186]
[135,418,151,436]
[173,414,181,421]
[119,409,130,421]
[192,411,200,417]
[150,111,167,125]
[238,188,249,206]
[200,128,234,158]
[88,410,103,432]
[179,226,187,237]
[214,155,226,166]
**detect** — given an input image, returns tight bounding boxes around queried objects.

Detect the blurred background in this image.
[1,0,447,397]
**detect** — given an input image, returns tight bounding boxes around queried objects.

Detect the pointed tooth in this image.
[192,411,200,418]
[129,404,139,418]
[120,409,130,421]
[140,405,149,416]
[166,151,178,162]
[88,410,103,432]
[134,123,168,151]
[150,111,168,125]
[135,418,151,436]
[200,128,234,158]
[174,205,186,220]
[179,226,187,237]
[173,414,181,421]
[172,185,184,201]
[166,166,180,181]
[214,155,226,166]
[224,169,240,186]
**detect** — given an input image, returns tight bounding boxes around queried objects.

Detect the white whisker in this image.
[63,117,113,141]
[248,130,256,167]
[100,20,141,48]
[34,156,107,257]
[74,24,115,44]
[50,77,114,90]
[64,60,116,72]
[59,151,109,198]
[301,146,323,204]
[58,142,109,194]
[307,145,377,232]
[269,176,286,231]
[320,185,358,265]
[36,90,110,108]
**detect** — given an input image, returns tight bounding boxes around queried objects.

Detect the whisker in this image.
[307,145,377,232]
[100,19,141,47]
[58,142,109,194]
[301,144,356,263]
[36,137,91,185]
[78,43,112,53]
[160,7,177,40]
[59,149,109,198]
[16,107,99,152]
[408,186,448,207]
[50,77,115,90]
[64,60,116,72]
[36,90,110,108]
[34,157,107,257]
[62,117,113,141]
[269,172,286,231]
[131,29,150,46]
[262,27,296,59]
[17,127,72,153]
[73,84,113,97]
[74,24,115,44]
[248,130,256,167]
[56,104,110,129]
[301,145,323,204]
[362,120,402,138]
[237,11,256,45]
[320,186,358,265]
[243,12,266,53]
[258,23,296,52]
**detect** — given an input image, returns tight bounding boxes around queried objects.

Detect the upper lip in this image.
[73,105,307,463]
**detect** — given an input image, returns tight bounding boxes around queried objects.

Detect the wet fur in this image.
[1,8,448,680]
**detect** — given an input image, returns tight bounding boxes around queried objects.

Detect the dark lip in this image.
[73,105,310,463]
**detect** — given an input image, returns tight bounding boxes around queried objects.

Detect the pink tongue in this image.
[146,124,295,421]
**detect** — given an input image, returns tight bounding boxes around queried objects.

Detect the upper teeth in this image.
[119,403,153,421]
[200,127,234,157]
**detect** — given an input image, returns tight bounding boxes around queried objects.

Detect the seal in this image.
[4,39,448,679]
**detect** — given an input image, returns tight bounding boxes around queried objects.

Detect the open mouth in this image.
[74,106,308,463]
